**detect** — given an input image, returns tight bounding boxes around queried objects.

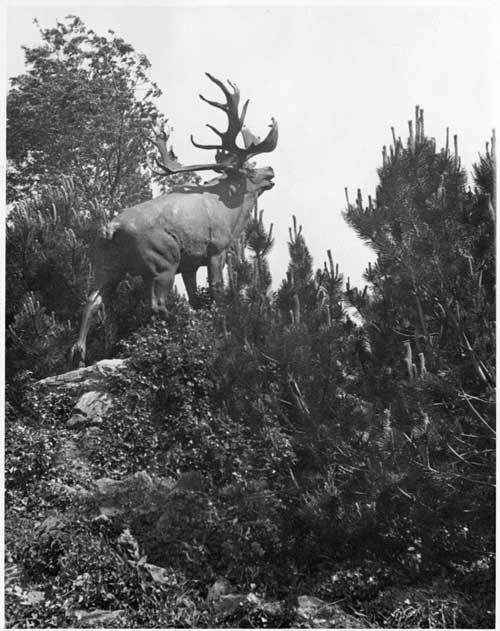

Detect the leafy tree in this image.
[7,15,162,210]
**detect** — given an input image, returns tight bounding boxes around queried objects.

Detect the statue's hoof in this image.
[69,344,85,369]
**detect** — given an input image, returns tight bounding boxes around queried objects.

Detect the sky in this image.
[4,1,497,291]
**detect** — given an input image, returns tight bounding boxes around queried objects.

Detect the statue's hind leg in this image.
[151,269,176,319]
[71,275,122,367]
[102,282,121,357]
[71,288,103,368]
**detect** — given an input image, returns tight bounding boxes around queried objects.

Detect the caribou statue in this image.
[71,72,278,366]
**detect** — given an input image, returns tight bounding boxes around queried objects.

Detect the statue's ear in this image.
[241,126,261,148]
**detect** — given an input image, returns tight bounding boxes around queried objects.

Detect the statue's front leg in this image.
[99,279,122,359]
[207,252,226,299]
[182,270,198,306]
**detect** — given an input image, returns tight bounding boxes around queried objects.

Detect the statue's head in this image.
[246,166,275,194]
[148,73,278,189]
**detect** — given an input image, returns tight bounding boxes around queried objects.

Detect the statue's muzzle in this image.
[262,167,275,189]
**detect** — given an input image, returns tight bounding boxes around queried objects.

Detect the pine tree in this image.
[245,205,274,296]
[344,108,495,396]
[222,204,275,347]
[343,109,495,562]
[276,215,316,325]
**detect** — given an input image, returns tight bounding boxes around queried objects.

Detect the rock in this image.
[174,470,203,492]
[132,470,155,493]
[154,471,203,535]
[251,541,265,557]
[94,476,120,494]
[297,594,368,628]
[143,563,175,585]
[4,564,22,588]
[208,588,282,620]
[98,505,123,518]
[93,470,174,520]
[7,585,45,607]
[94,470,154,496]
[37,358,127,391]
[214,593,246,616]
[56,438,93,484]
[70,608,124,627]
[37,358,126,430]
[207,577,232,602]
[117,527,140,559]
[260,600,284,616]
[297,595,327,612]
[206,579,249,618]
[22,590,46,605]
[44,479,91,499]
[36,515,65,535]
[66,390,114,429]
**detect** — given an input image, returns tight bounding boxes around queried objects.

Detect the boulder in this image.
[142,563,176,585]
[37,358,127,391]
[93,470,176,520]
[296,594,369,628]
[70,609,124,627]
[66,390,114,429]
[37,358,127,430]
[207,577,233,603]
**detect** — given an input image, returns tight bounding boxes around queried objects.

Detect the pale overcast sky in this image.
[5,1,497,290]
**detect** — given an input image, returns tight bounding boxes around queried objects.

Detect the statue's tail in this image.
[94,221,121,280]
[97,222,118,242]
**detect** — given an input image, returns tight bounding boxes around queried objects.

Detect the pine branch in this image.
[461,392,495,436]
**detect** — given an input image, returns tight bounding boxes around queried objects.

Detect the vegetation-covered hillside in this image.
[5,17,495,629]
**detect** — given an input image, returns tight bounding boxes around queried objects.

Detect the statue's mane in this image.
[170,171,244,195]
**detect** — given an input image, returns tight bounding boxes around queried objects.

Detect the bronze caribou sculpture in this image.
[71,73,278,366]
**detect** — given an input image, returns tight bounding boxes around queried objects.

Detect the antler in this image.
[147,122,222,175]
[191,72,278,168]
[191,73,249,156]
[148,73,278,176]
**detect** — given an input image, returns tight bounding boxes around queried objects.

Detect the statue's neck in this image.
[219,174,257,205]
[202,173,260,227]
[225,180,258,237]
